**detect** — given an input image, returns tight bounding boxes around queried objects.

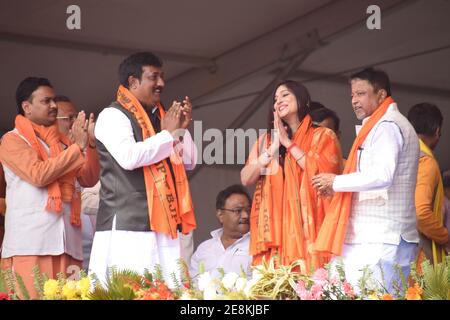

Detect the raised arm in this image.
[0,132,85,188]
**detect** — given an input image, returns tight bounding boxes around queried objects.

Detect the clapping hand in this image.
[71,111,89,151]
[180,96,193,129]
[161,101,182,134]
[274,111,291,148]
[87,113,95,147]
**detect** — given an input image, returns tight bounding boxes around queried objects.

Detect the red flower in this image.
[134,279,175,300]
[0,292,11,300]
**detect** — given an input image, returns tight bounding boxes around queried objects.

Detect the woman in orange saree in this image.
[241,80,343,274]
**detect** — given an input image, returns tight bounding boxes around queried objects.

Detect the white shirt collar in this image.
[361,102,397,125]
[210,227,250,244]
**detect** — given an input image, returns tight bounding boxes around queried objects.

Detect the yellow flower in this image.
[367,293,380,300]
[43,279,60,299]
[77,277,91,299]
[62,280,79,300]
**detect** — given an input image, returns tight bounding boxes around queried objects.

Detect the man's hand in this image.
[87,113,96,147]
[312,173,336,196]
[180,96,193,129]
[71,111,89,151]
[161,102,181,133]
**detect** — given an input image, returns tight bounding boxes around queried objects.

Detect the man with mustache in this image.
[312,68,420,294]
[89,52,197,286]
[190,185,252,279]
[0,77,99,298]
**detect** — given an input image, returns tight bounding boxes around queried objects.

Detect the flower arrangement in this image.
[43,276,91,300]
[408,255,449,300]
[87,266,178,300]
[0,266,37,300]
[191,270,252,300]
[245,257,305,300]
[0,256,448,300]
[295,265,356,300]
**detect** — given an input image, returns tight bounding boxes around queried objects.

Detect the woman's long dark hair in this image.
[267,80,311,165]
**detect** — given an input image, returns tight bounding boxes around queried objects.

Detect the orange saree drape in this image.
[249,115,342,273]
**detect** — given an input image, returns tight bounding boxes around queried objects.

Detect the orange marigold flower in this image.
[406,283,423,300]
[381,294,393,300]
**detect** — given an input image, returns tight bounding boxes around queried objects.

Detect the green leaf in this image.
[15,273,30,300]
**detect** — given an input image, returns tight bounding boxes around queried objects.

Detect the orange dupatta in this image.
[249,115,342,273]
[314,96,395,255]
[14,115,81,226]
[116,85,196,238]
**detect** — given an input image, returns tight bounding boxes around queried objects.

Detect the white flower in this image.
[244,278,258,298]
[203,287,218,300]
[251,268,264,282]
[197,272,214,291]
[221,272,239,290]
[179,291,196,300]
[235,277,247,292]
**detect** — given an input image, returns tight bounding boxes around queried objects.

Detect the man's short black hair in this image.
[216,184,251,210]
[16,77,52,115]
[350,67,391,96]
[310,107,341,132]
[119,52,163,88]
[309,101,325,112]
[407,102,443,136]
[54,95,71,103]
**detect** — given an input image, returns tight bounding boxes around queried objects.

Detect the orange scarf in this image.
[314,96,395,255]
[14,115,81,226]
[250,115,341,273]
[116,85,196,238]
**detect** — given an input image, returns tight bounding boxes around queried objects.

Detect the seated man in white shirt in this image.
[190,184,252,279]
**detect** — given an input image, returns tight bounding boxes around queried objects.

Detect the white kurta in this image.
[1,131,83,260]
[330,103,419,294]
[89,106,197,286]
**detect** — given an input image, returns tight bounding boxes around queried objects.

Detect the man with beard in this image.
[89,52,197,286]
[190,185,252,278]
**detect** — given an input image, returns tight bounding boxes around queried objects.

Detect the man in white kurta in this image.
[88,52,197,287]
[312,68,419,294]
[0,77,99,298]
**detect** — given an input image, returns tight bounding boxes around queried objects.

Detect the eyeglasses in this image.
[56,115,77,121]
[220,206,251,215]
